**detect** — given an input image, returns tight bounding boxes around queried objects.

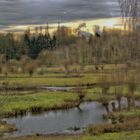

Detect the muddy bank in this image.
[0,121,16,137]
[86,116,140,136]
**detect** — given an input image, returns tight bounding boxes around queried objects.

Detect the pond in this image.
[4,101,108,137]
[4,97,137,137]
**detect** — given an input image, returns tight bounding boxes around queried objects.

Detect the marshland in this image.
[0,0,140,140]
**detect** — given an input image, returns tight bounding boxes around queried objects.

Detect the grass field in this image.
[0,81,140,117]
[0,73,138,88]
[0,64,140,139]
[0,90,104,117]
[107,107,140,120]
[2,130,140,140]
[0,73,104,87]
[0,64,139,88]
[3,82,140,118]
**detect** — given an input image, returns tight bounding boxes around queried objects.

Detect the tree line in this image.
[0,28,57,61]
[0,25,140,67]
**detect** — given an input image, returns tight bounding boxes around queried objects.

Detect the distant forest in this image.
[0,29,57,60]
[0,26,140,67]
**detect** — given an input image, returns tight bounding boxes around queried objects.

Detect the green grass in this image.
[108,108,140,120]
[1,73,101,87]
[0,90,103,117]
[1,70,139,88]
[117,108,140,117]
[1,84,140,117]
[2,130,140,140]
[84,131,140,140]
[0,65,140,139]
[0,64,140,88]
[0,91,77,115]
[39,64,127,73]
[87,85,140,98]
[0,71,131,87]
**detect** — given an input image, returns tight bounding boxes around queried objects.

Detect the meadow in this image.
[0,24,140,139]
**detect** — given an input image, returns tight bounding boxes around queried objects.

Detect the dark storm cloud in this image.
[0,0,120,27]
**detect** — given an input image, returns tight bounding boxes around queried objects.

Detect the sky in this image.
[0,0,120,31]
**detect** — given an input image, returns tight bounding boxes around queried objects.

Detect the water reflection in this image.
[4,102,107,137]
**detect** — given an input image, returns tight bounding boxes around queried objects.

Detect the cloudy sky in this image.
[0,0,120,30]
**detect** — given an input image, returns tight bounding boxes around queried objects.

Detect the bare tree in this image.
[119,0,140,83]
[119,0,140,31]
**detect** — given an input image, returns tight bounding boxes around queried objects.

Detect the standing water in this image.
[4,101,108,137]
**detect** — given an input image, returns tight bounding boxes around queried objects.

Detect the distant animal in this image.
[95,29,102,38]
[95,32,101,37]
[93,25,102,37]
